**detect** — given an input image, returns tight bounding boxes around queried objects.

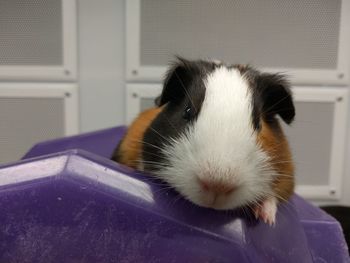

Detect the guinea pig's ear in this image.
[256,73,295,124]
[157,58,192,106]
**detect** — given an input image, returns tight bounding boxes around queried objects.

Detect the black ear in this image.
[257,73,295,124]
[157,58,192,106]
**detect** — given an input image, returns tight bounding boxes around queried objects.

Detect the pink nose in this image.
[197,177,236,195]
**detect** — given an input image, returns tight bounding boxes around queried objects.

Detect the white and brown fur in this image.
[112,58,295,225]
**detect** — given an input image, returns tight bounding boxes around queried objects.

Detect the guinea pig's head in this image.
[142,58,295,210]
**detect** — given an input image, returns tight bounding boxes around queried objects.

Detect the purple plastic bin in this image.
[22,126,127,160]
[0,127,348,262]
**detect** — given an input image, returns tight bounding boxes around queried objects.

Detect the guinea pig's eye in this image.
[183,105,194,121]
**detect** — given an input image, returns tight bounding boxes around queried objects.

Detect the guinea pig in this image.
[112,57,295,225]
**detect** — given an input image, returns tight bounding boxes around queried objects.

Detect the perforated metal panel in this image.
[283,101,334,186]
[0,98,65,164]
[140,0,341,69]
[0,0,63,66]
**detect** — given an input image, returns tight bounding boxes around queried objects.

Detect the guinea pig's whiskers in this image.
[122,145,162,159]
[272,158,307,166]
[281,200,297,218]
[164,115,178,131]
[148,126,174,145]
[152,186,177,198]
[267,192,297,223]
[251,200,263,212]
[154,183,176,190]
[258,94,293,120]
[269,160,294,165]
[139,160,170,169]
[267,192,290,206]
[139,160,167,165]
[170,193,184,207]
[241,206,250,219]
[129,138,170,154]
[258,139,290,151]
[174,70,197,112]
[274,173,293,178]
[260,144,286,154]
[140,140,174,157]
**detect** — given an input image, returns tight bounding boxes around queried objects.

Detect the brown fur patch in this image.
[112,107,163,169]
[257,120,294,202]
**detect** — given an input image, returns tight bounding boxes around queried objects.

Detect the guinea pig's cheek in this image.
[153,161,199,199]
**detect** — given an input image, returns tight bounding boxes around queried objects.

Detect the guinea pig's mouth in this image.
[180,186,245,211]
[174,176,273,212]
[185,190,273,220]
[174,177,278,225]
[190,181,239,210]
[194,196,232,210]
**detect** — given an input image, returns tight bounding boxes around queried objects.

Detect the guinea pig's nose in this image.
[197,177,236,195]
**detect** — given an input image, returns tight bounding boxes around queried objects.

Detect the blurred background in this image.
[0,0,349,208]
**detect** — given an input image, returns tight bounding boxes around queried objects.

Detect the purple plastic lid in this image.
[0,126,348,262]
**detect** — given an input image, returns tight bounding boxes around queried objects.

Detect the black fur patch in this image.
[143,58,216,172]
[236,65,295,130]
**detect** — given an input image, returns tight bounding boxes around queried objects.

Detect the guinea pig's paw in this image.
[253,197,277,226]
